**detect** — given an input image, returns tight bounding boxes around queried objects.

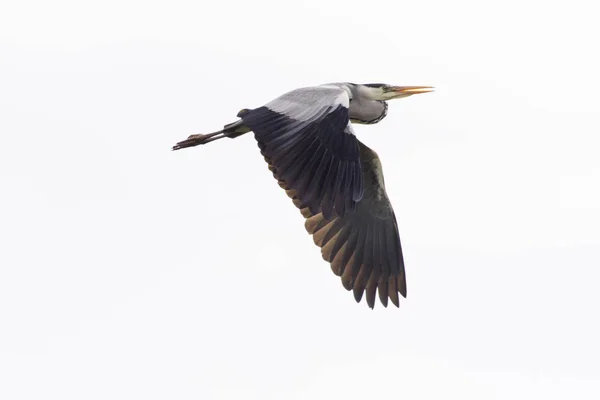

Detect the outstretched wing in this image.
[241,85,364,219]
[264,139,407,309]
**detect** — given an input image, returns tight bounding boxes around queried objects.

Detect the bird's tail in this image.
[222,115,252,139]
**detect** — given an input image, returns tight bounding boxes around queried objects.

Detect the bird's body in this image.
[173,82,433,308]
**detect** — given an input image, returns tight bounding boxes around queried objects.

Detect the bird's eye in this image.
[381,85,390,91]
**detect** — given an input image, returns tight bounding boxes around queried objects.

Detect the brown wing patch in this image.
[260,141,406,309]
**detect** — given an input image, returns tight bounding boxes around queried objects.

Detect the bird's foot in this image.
[172,134,213,151]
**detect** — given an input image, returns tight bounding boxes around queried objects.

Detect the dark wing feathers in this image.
[242,87,405,308]
[242,105,363,219]
[261,140,406,309]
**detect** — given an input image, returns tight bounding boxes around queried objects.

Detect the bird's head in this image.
[357,83,434,101]
[344,83,433,124]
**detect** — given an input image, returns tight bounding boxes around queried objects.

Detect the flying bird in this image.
[172,82,433,308]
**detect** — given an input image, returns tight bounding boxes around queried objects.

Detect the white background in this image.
[1,0,599,399]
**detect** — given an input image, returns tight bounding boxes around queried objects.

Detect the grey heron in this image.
[172,83,433,308]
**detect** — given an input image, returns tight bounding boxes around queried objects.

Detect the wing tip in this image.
[398,274,407,298]
[348,280,404,309]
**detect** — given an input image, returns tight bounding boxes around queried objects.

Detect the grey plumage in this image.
[172,82,433,308]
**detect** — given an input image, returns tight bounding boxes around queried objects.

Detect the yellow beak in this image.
[389,86,435,95]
